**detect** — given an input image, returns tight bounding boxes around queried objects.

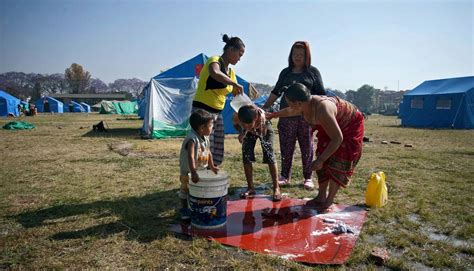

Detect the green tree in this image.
[345,90,357,103]
[354,84,376,113]
[65,63,91,94]
[32,82,42,101]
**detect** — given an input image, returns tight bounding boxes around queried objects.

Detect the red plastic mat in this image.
[170,195,367,264]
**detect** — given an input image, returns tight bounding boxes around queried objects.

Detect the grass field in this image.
[1,113,473,269]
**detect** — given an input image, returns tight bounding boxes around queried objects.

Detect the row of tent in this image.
[0,91,140,116]
[138,53,473,137]
[3,56,473,131]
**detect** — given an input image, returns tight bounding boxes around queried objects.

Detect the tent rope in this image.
[451,93,465,128]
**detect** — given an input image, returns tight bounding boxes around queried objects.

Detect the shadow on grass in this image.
[13,190,179,243]
[116,116,142,121]
[81,128,142,139]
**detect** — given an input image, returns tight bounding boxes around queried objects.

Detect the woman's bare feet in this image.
[317,199,334,211]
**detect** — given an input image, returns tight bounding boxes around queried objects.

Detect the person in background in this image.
[267,83,364,210]
[262,41,325,191]
[28,104,37,116]
[17,104,23,116]
[233,105,281,201]
[178,109,219,220]
[192,34,245,166]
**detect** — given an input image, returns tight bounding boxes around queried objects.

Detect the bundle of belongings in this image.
[92,121,107,132]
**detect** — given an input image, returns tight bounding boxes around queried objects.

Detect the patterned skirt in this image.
[315,111,364,187]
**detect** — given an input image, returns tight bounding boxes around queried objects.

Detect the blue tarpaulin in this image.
[141,53,252,138]
[35,97,64,113]
[399,76,474,129]
[0,90,21,117]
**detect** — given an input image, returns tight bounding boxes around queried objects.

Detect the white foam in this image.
[310,227,332,236]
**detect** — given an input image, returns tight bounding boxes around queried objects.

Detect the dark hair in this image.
[189,109,214,131]
[288,41,312,69]
[238,105,258,124]
[285,83,311,102]
[222,34,245,51]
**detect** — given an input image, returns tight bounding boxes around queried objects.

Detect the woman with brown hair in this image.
[262,41,325,190]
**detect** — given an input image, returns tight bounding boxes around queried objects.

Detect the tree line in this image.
[1,63,404,114]
[0,63,147,102]
[253,83,405,115]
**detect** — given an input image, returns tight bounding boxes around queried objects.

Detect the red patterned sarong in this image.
[313,97,364,187]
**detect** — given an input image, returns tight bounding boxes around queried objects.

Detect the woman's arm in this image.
[208,62,243,95]
[266,106,302,120]
[262,93,279,110]
[312,102,343,170]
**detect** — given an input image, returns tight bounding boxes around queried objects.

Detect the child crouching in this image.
[178,109,219,220]
[233,105,281,201]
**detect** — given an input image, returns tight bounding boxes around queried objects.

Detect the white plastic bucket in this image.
[188,170,229,229]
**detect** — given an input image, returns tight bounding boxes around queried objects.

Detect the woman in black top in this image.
[262,41,325,190]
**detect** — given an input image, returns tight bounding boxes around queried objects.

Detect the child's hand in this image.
[191,171,199,183]
[210,165,219,174]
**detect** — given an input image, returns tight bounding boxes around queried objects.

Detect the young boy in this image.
[178,109,219,220]
[233,105,281,201]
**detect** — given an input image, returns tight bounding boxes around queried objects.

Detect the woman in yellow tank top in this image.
[192,34,245,166]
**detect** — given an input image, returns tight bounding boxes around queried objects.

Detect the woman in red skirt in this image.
[267,83,364,209]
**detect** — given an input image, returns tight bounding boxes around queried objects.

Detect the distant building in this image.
[374,90,405,115]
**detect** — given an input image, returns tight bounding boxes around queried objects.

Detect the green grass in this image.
[0,113,473,269]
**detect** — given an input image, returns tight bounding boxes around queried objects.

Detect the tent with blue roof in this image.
[399,76,474,129]
[80,102,91,112]
[64,101,85,112]
[35,97,64,113]
[0,90,21,117]
[141,53,256,139]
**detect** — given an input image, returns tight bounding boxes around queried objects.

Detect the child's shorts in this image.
[242,122,276,164]
[178,175,189,199]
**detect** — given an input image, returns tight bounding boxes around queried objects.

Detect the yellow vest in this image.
[194,55,236,110]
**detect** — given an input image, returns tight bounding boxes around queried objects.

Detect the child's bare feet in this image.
[240,189,256,199]
[272,186,282,202]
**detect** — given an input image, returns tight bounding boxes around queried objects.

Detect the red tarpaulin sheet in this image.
[170,196,367,264]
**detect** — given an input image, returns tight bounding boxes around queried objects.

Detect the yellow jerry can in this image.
[365,172,388,208]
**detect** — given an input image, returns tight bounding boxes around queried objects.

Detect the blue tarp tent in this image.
[141,53,252,138]
[399,76,474,129]
[35,97,64,113]
[252,95,268,108]
[65,101,85,112]
[80,102,91,112]
[69,101,86,113]
[138,96,147,119]
[0,90,21,117]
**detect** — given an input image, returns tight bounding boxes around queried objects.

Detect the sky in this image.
[0,0,472,91]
